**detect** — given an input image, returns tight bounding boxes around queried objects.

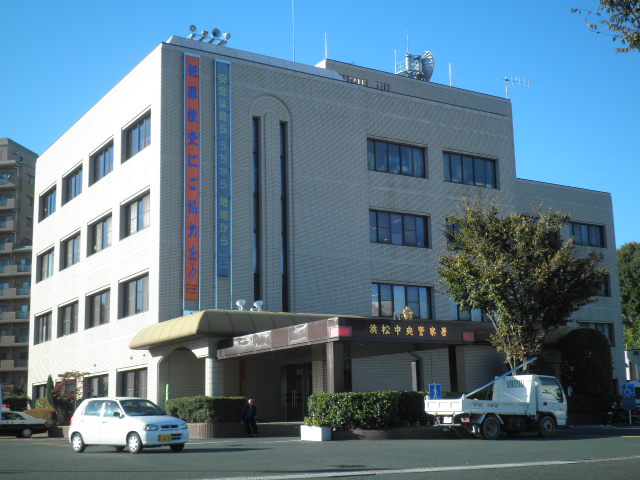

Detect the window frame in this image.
[367,139,427,179]
[60,232,81,270]
[89,141,114,185]
[371,282,432,319]
[36,248,55,282]
[39,186,57,221]
[119,273,149,319]
[570,222,606,248]
[443,151,497,189]
[34,312,52,344]
[88,214,112,256]
[86,288,110,329]
[123,112,151,161]
[121,192,150,239]
[57,301,78,338]
[369,210,429,248]
[62,165,83,204]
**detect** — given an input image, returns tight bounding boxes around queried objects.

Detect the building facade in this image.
[0,138,36,395]
[27,36,623,419]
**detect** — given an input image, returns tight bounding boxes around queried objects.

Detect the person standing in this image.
[241,398,258,436]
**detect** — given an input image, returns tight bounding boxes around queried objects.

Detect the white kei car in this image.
[68,397,189,454]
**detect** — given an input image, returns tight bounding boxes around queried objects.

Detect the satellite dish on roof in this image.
[419,51,434,82]
[189,25,197,32]
[211,28,221,38]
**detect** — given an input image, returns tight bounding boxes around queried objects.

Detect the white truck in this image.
[425,359,568,440]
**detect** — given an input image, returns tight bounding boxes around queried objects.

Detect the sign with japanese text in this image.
[184,54,201,304]
[215,60,231,278]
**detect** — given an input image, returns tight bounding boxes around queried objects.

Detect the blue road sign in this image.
[429,383,442,400]
[622,383,635,398]
[622,396,636,411]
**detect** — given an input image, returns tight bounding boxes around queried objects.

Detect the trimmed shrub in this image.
[2,394,31,411]
[305,391,430,430]
[35,397,52,409]
[25,408,57,425]
[560,328,613,414]
[165,396,246,423]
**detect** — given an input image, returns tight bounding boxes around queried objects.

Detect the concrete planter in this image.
[188,422,246,438]
[300,425,331,441]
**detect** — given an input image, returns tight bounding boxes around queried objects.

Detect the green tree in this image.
[618,242,640,348]
[45,374,55,409]
[438,201,606,371]
[571,1,640,53]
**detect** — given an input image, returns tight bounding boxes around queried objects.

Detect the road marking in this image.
[185,455,640,480]
[188,439,300,446]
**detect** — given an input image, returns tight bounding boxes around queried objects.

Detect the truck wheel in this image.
[480,416,501,440]
[538,415,556,437]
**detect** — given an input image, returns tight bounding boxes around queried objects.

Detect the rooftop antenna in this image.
[324,32,328,59]
[396,50,435,82]
[449,63,453,87]
[291,0,296,62]
[504,75,531,99]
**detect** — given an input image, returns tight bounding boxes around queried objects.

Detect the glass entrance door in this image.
[282,363,311,421]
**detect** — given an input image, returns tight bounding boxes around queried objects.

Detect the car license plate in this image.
[159,434,172,442]
[442,416,453,424]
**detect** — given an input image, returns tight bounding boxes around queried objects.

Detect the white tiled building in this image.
[27,36,623,420]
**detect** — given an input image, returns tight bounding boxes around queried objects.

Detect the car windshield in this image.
[119,399,164,416]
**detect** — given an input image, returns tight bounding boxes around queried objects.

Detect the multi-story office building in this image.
[0,138,36,394]
[27,35,623,419]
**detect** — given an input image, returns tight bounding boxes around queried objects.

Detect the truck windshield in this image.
[119,399,164,416]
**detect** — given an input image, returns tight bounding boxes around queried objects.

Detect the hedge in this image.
[165,396,246,423]
[2,394,31,411]
[305,391,431,430]
[25,408,57,425]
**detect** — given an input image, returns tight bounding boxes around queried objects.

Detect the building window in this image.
[39,187,56,221]
[123,113,151,160]
[63,166,83,204]
[369,210,428,247]
[88,215,112,255]
[86,289,110,328]
[579,322,614,345]
[60,234,80,270]
[32,384,46,401]
[34,312,52,344]
[119,274,149,318]
[597,274,611,297]
[443,152,497,189]
[371,283,432,319]
[571,222,605,247]
[367,139,426,178]
[450,300,486,321]
[36,249,54,282]
[58,302,78,337]
[117,368,147,397]
[90,143,114,185]
[84,374,108,398]
[252,117,261,302]
[122,193,150,238]
[27,175,35,185]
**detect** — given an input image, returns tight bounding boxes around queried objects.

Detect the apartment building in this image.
[27,36,623,419]
[0,138,36,395]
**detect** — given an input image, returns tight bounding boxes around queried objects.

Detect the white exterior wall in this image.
[28,46,163,398]
[27,36,625,406]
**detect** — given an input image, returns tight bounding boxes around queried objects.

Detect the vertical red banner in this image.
[184,55,200,303]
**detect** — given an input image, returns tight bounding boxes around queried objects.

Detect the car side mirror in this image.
[113,411,122,418]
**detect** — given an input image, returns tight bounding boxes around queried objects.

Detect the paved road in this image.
[1,426,640,480]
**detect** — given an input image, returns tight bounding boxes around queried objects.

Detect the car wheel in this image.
[127,433,143,454]
[71,433,86,453]
[538,415,556,438]
[19,427,33,438]
[170,443,185,452]
[480,416,501,440]
[114,446,125,452]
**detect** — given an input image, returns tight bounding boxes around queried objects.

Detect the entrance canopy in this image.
[128,309,360,350]
[217,316,494,359]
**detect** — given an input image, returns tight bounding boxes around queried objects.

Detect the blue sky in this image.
[1,0,637,247]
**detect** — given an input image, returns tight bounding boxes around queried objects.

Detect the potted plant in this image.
[300,418,331,441]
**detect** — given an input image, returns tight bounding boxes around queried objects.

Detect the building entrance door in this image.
[282,363,311,421]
